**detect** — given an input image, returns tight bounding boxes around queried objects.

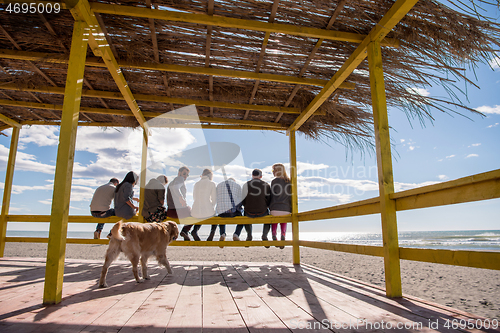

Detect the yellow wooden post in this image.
[138,130,148,222]
[43,20,88,305]
[367,41,402,298]
[289,130,300,264]
[0,126,20,257]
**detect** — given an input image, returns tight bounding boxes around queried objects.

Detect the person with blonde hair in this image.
[268,163,292,249]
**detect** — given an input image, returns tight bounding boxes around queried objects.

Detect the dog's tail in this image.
[110,220,125,240]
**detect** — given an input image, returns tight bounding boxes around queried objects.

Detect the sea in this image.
[6,229,500,252]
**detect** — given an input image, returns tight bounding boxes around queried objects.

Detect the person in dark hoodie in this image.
[234,169,271,245]
[142,175,168,222]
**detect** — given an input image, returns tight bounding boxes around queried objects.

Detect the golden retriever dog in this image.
[99,220,178,287]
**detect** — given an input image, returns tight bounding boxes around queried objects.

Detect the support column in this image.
[367,41,402,298]
[289,130,300,264]
[0,126,20,257]
[138,130,149,222]
[43,20,88,305]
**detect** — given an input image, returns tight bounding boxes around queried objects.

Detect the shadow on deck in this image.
[0,257,496,332]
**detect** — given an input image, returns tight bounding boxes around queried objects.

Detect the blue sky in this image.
[0,4,499,234]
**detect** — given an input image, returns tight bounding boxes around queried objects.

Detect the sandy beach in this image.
[3,242,499,320]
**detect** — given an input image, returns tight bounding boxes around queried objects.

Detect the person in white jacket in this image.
[190,169,217,240]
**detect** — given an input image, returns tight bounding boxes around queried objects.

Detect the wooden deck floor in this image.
[0,257,497,333]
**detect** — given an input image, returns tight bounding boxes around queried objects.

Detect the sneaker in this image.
[262,235,270,248]
[245,235,252,248]
[94,230,101,239]
[180,231,191,241]
[219,233,226,248]
[233,234,240,241]
[191,231,201,242]
[280,235,285,249]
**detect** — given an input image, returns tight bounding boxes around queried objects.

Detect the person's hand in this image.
[132,197,140,202]
[180,198,187,207]
[134,206,139,212]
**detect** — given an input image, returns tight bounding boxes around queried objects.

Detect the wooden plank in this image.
[202,263,247,332]
[299,264,488,333]
[368,40,401,298]
[166,265,203,332]
[399,247,500,270]
[245,263,361,332]
[111,264,189,333]
[220,263,290,332]
[0,113,21,129]
[299,241,383,257]
[297,197,380,221]
[233,263,333,332]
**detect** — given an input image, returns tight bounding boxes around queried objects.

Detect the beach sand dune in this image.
[3,243,499,320]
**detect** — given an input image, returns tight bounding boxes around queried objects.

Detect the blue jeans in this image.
[91,209,115,231]
[234,210,269,239]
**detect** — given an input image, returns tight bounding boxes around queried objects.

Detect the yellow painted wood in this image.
[21,121,283,131]
[0,113,21,129]
[392,169,500,210]
[298,197,381,221]
[138,131,148,223]
[289,130,300,264]
[6,214,290,224]
[0,50,355,90]
[43,20,88,305]
[150,113,286,129]
[399,248,500,271]
[299,241,384,257]
[288,0,418,132]
[0,127,20,257]
[0,85,309,115]
[68,0,149,134]
[368,41,401,298]
[90,3,399,47]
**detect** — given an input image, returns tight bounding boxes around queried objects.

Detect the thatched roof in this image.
[0,0,499,148]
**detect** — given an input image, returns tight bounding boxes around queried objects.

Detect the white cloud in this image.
[19,126,59,149]
[407,87,430,97]
[400,139,405,143]
[466,154,478,158]
[409,146,415,151]
[446,155,455,159]
[438,175,448,180]
[487,123,499,128]
[0,144,55,174]
[468,143,481,147]
[475,105,500,115]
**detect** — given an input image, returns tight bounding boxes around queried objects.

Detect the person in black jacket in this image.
[236,169,271,246]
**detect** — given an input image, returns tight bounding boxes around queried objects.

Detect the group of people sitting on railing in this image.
[89,164,292,249]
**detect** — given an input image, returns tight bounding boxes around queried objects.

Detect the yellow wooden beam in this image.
[368,41,401,298]
[0,49,355,89]
[21,120,283,131]
[399,248,500,271]
[90,3,399,47]
[392,169,500,210]
[0,113,21,129]
[298,197,381,221]
[299,241,384,257]
[288,0,418,132]
[0,99,286,128]
[289,130,300,264]
[68,0,149,134]
[0,127,20,257]
[0,83,309,115]
[43,20,88,305]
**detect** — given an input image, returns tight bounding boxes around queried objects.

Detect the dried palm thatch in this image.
[0,0,499,150]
